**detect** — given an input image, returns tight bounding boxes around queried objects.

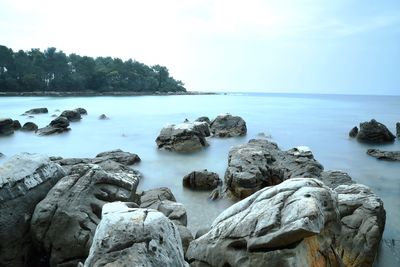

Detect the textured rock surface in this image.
[83,203,188,267]
[367,148,400,161]
[31,163,141,266]
[183,170,221,190]
[186,178,340,267]
[356,119,395,143]
[349,126,358,138]
[21,122,38,132]
[60,110,81,121]
[24,108,48,114]
[0,153,66,267]
[210,114,247,137]
[156,123,208,152]
[0,118,14,135]
[225,139,323,199]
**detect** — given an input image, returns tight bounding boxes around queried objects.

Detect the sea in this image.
[0,93,399,266]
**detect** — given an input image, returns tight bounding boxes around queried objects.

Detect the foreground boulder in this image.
[367,148,400,161]
[36,116,70,136]
[83,203,188,267]
[31,163,141,266]
[183,170,221,190]
[210,114,247,137]
[24,108,48,114]
[156,122,208,152]
[0,118,14,135]
[60,110,81,121]
[356,119,395,143]
[187,178,340,267]
[225,139,323,199]
[0,153,66,267]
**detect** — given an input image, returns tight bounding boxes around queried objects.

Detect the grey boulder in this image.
[356,119,395,143]
[183,170,221,190]
[60,110,81,121]
[210,114,247,137]
[0,118,14,135]
[96,149,141,165]
[21,122,38,132]
[36,116,70,136]
[367,148,400,161]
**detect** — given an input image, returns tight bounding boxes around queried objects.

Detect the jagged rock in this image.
[156,122,208,152]
[186,178,341,267]
[225,139,324,199]
[0,153,66,267]
[98,114,108,120]
[74,108,87,115]
[83,203,188,267]
[195,116,211,125]
[13,120,21,130]
[367,148,400,162]
[30,163,141,266]
[356,119,395,143]
[36,116,70,136]
[210,114,247,137]
[96,149,141,165]
[60,110,81,121]
[21,122,38,132]
[24,108,48,114]
[183,170,221,190]
[0,118,14,135]
[349,126,358,138]
[396,122,400,137]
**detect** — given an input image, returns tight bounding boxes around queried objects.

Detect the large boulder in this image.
[183,170,221,190]
[21,122,38,132]
[225,139,323,199]
[30,163,141,266]
[60,110,81,121]
[24,108,48,114]
[356,119,395,143]
[210,114,247,137]
[156,123,208,152]
[36,116,70,136]
[0,118,14,135]
[83,203,188,267]
[367,148,400,161]
[186,178,341,267]
[0,153,66,267]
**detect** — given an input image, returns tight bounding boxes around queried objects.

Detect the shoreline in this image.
[0,90,217,97]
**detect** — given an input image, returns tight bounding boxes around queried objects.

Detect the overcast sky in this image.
[1,0,399,94]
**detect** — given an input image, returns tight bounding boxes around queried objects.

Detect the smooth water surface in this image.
[1,93,399,266]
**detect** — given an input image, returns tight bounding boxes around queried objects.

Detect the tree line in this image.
[0,44,186,93]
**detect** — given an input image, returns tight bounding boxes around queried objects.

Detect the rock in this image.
[36,116,70,136]
[195,116,211,125]
[0,153,66,267]
[98,114,108,120]
[21,122,38,132]
[193,121,211,137]
[349,126,358,138]
[13,120,21,130]
[60,110,81,121]
[356,119,395,143]
[396,122,400,137]
[367,148,400,161]
[96,149,141,165]
[74,107,87,115]
[0,152,4,157]
[186,178,341,267]
[210,114,247,137]
[49,116,70,128]
[83,203,188,267]
[183,170,221,190]
[31,163,141,266]
[24,108,48,114]
[156,122,208,152]
[0,118,14,135]
[318,170,354,189]
[225,139,324,199]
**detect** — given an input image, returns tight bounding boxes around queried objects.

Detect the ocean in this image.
[0,93,399,266]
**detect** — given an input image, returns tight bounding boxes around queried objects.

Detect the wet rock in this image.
[31,163,141,266]
[183,170,221,190]
[96,149,141,165]
[357,119,395,143]
[24,107,48,114]
[98,114,108,120]
[186,178,341,267]
[225,139,323,199]
[396,122,400,137]
[36,116,70,136]
[349,126,358,138]
[49,116,69,128]
[13,120,21,130]
[195,116,211,125]
[367,148,400,162]
[0,118,14,135]
[60,110,81,121]
[74,107,87,115]
[210,114,247,137]
[21,122,38,132]
[0,153,66,267]
[156,122,208,152]
[83,203,188,267]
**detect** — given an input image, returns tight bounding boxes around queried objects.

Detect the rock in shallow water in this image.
[60,110,81,121]
[349,126,358,138]
[210,114,247,137]
[24,107,48,114]
[0,118,14,135]
[183,170,221,190]
[367,148,400,161]
[356,119,395,143]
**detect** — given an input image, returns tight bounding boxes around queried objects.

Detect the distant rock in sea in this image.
[210,114,247,137]
[24,107,48,114]
[356,119,395,143]
[0,118,14,136]
[367,148,400,161]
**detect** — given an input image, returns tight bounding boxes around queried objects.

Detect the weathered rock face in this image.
[367,148,400,161]
[186,178,341,267]
[60,110,81,121]
[24,108,48,114]
[13,120,21,130]
[356,119,395,143]
[36,116,70,136]
[156,123,208,152]
[83,203,188,267]
[210,114,247,137]
[0,153,66,267]
[183,170,221,190]
[74,107,87,115]
[349,126,358,137]
[0,118,14,135]
[21,122,38,132]
[30,163,141,266]
[225,139,323,199]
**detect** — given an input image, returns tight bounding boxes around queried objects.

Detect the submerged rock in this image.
[210,114,247,137]
[367,148,400,161]
[356,119,395,143]
[21,122,38,132]
[0,118,14,135]
[183,170,221,190]
[24,107,48,114]
[349,126,358,138]
[60,110,81,121]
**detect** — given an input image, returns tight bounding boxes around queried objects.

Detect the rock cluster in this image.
[350,119,395,143]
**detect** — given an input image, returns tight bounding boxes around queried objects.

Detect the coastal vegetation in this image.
[0,44,186,93]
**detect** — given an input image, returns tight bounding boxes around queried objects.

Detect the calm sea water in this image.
[0,93,399,266]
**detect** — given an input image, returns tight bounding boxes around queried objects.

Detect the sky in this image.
[0,0,399,94]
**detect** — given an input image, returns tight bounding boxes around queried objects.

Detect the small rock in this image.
[74,108,87,115]
[349,126,358,137]
[396,122,400,137]
[49,116,70,128]
[12,120,21,130]
[183,170,221,190]
[210,114,247,137]
[95,149,141,165]
[24,107,48,114]
[367,148,400,161]
[60,110,81,121]
[21,122,38,131]
[98,114,108,120]
[0,118,14,135]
